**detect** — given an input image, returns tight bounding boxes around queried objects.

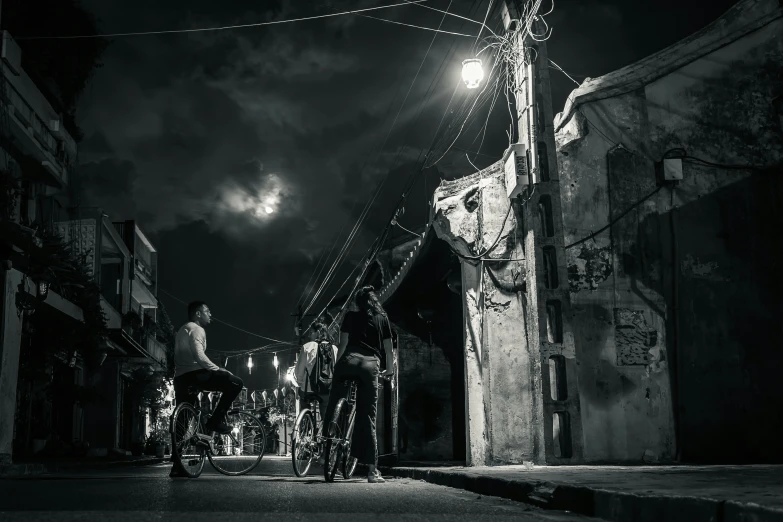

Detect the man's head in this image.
[188,301,212,327]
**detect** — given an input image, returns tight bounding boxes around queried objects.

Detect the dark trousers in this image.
[174,369,244,422]
[323,348,380,467]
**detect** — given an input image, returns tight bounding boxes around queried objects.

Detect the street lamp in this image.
[247,355,253,375]
[273,353,279,369]
[462,58,484,89]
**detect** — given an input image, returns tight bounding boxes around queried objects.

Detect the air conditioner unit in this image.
[503,143,530,199]
[1,31,22,77]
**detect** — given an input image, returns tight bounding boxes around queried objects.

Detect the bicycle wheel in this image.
[292,409,317,477]
[342,410,359,480]
[170,403,206,478]
[342,454,358,479]
[323,398,347,482]
[208,410,266,476]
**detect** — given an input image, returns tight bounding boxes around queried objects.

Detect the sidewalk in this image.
[0,455,166,477]
[380,464,783,522]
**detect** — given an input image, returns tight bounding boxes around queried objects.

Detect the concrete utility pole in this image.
[506,0,584,464]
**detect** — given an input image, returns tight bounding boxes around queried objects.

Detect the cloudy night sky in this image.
[63,0,737,391]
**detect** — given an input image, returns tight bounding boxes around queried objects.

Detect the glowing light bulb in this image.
[462,58,484,89]
[265,206,273,214]
[273,353,279,369]
[247,355,253,375]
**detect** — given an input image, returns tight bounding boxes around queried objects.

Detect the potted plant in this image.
[152,424,167,458]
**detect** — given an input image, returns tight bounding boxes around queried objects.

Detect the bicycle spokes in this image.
[208,411,266,476]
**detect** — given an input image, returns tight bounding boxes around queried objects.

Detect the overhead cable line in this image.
[302,0,459,319]
[305,0,468,332]
[295,244,332,309]
[298,71,412,316]
[548,58,581,86]
[16,0,428,39]
[403,0,487,26]
[359,15,475,37]
[158,288,289,344]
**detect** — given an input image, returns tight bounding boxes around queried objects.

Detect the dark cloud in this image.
[73,0,742,387]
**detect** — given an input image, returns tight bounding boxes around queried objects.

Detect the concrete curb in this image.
[0,457,166,477]
[380,467,783,522]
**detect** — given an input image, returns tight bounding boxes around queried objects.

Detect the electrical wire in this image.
[295,244,332,308]
[455,185,536,261]
[403,0,489,27]
[393,221,423,238]
[306,0,504,333]
[212,341,298,359]
[15,0,429,39]
[548,58,580,86]
[564,186,664,250]
[472,0,496,51]
[158,288,289,344]
[298,57,415,316]
[302,0,460,319]
[664,148,778,171]
[359,15,475,37]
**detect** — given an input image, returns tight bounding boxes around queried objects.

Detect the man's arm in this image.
[292,345,308,389]
[189,328,220,371]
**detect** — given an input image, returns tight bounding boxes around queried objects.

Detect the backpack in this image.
[308,341,335,394]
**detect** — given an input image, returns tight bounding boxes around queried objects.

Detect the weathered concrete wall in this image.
[556,9,783,462]
[396,327,454,461]
[433,164,537,465]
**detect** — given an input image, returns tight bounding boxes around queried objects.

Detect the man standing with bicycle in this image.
[170,301,244,478]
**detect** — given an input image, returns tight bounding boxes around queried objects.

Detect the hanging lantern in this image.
[273,353,279,369]
[462,58,484,89]
[247,355,254,375]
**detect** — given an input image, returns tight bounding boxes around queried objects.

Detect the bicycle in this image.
[322,379,360,482]
[169,386,267,478]
[291,394,326,477]
[322,374,392,482]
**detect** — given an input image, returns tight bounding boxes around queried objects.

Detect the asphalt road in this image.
[0,457,599,521]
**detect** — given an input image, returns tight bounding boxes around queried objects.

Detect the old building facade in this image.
[429,0,783,465]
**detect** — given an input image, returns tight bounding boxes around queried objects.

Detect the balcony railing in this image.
[2,80,70,182]
[145,335,167,368]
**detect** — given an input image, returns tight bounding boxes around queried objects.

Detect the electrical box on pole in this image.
[503,143,530,199]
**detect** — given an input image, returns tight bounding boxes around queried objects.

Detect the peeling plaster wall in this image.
[434,164,535,465]
[556,10,783,463]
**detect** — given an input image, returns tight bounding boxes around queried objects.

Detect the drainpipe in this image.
[670,187,682,462]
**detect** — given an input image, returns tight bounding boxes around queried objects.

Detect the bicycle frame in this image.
[342,382,358,446]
